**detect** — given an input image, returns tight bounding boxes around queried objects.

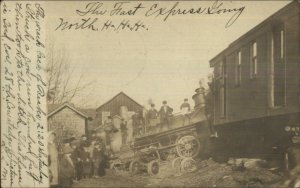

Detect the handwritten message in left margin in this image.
[1,2,48,188]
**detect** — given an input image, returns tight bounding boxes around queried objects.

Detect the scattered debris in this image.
[73,158,285,187]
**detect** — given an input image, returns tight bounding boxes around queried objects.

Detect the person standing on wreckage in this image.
[159,100,173,131]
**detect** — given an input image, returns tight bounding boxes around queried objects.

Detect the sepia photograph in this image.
[1,1,300,188]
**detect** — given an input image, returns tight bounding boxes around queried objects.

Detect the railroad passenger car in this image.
[209,1,300,161]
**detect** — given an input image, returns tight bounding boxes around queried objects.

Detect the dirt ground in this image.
[72,158,285,187]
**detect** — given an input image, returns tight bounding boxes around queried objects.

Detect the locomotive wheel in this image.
[172,157,183,172]
[181,157,197,173]
[159,150,169,161]
[176,135,200,158]
[147,160,160,176]
[129,160,140,175]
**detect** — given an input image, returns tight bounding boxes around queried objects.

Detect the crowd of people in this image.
[131,99,192,137]
[48,132,109,188]
[47,98,192,187]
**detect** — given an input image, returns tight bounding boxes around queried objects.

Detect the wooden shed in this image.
[95,92,143,126]
[48,103,89,143]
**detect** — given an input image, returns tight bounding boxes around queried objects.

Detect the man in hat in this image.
[80,134,88,148]
[180,98,191,126]
[120,118,128,145]
[137,110,146,135]
[62,138,73,155]
[103,116,118,149]
[132,112,140,137]
[92,142,105,178]
[81,142,92,178]
[59,145,74,188]
[70,139,83,181]
[159,100,173,130]
[147,104,158,133]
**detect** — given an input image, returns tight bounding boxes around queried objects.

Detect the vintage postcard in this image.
[1,1,300,188]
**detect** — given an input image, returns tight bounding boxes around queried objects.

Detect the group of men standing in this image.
[48,132,108,188]
[99,98,192,149]
[130,98,192,137]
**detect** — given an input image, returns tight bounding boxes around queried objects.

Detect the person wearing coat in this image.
[59,146,75,188]
[92,142,104,178]
[120,119,128,145]
[48,131,59,188]
[159,100,173,130]
[180,98,191,126]
[79,135,88,148]
[81,142,92,178]
[98,145,107,177]
[70,141,83,181]
[132,113,140,137]
[147,104,159,133]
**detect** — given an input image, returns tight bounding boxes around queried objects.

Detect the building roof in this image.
[80,108,97,120]
[209,1,299,67]
[96,91,143,110]
[80,108,97,131]
[48,103,89,119]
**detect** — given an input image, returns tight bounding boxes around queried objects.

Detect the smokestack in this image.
[193,80,206,109]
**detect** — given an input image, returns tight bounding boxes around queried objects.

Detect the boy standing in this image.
[60,146,75,188]
[180,98,191,126]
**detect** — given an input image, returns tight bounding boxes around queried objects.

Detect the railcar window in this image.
[270,27,286,107]
[220,87,225,118]
[235,50,242,86]
[280,30,284,60]
[250,41,257,78]
[214,61,224,81]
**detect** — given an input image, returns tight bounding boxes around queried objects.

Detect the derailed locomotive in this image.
[109,106,211,175]
[108,1,300,175]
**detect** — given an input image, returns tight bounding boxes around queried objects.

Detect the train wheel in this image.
[176,135,200,158]
[172,157,183,172]
[129,160,140,175]
[181,157,197,173]
[159,149,170,161]
[147,160,160,175]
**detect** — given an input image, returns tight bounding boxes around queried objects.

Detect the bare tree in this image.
[46,43,93,105]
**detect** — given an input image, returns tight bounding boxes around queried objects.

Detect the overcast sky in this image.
[46,1,290,111]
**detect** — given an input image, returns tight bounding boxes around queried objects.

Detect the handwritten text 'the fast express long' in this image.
[55,1,246,32]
